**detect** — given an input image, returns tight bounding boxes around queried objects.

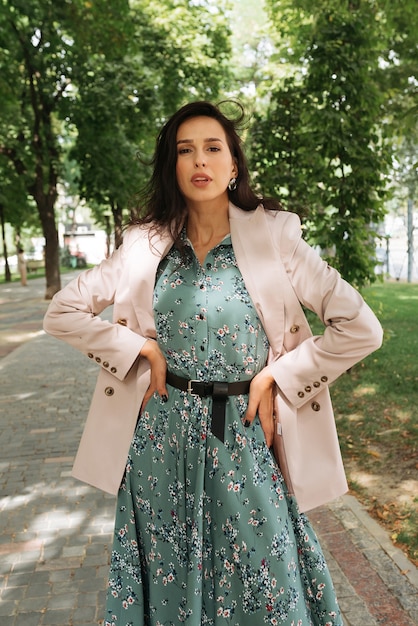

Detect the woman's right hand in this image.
[140,339,168,411]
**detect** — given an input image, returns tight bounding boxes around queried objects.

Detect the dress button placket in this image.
[196,266,209,364]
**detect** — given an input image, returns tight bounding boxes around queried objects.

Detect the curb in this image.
[311,495,418,625]
[339,494,418,590]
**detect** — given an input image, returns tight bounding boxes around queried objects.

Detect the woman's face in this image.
[175,116,237,209]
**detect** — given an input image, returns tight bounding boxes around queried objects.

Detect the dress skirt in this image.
[104,236,343,626]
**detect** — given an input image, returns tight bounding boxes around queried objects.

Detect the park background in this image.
[0,0,417,566]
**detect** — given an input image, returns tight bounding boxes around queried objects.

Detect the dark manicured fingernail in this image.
[244,419,251,428]
[161,394,168,403]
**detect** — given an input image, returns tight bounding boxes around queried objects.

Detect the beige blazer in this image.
[43,205,383,512]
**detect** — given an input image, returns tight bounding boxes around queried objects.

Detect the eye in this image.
[207,146,221,152]
[178,147,192,155]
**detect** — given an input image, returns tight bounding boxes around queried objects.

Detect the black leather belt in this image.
[166,371,251,442]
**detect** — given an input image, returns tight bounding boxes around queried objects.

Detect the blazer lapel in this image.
[229,203,286,357]
[128,229,174,338]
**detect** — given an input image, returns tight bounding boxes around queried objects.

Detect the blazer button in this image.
[103,361,109,368]
[321,376,328,383]
[290,324,300,334]
[110,367,117,373]
[104,387,114,396]
[88,353,94,359]
[313,381,320,388]
[311,401,320,411]
[117,318,128,326]
[298,391,305,398]
[304,385,312,393]
[95,357,101,363]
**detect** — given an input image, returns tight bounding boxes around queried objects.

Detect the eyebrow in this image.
[176,137,224,145]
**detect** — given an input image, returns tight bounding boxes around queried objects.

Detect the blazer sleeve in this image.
[268,212,383,408]
[43,230,148,382]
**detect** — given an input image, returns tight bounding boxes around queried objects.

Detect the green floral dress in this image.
[104,235,343,626]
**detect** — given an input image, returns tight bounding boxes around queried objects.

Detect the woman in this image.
[43,101,383,625]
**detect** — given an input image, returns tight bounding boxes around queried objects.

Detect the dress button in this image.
[103,361,109,368]
[117,318,128,326]
[110,367,117,373]
[88,353,94,359]
[95,357,101,363]
[321,376,328,383]
[313,381,320,388]
[304,385,312,393]
[298,391,305,398]
[104,387,114,396]
[311,401,320,411]
[290,324,300,334]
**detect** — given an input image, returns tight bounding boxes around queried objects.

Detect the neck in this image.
[185,200,230,264]
[186,200,230,243]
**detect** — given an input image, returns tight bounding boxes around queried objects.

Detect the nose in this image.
[194,151,206,167]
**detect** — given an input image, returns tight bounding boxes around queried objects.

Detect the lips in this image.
[191,173,212,186]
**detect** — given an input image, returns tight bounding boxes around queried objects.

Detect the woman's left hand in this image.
[243,367,276,447]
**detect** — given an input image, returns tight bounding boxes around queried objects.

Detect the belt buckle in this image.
[187,379,200,396]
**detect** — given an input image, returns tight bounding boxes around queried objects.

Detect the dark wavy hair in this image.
[130,100,281,243]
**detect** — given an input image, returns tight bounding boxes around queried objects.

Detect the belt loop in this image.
[212,381,229,398]
[212,382,229,442]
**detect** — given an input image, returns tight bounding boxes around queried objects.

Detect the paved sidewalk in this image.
[0,276,417,625]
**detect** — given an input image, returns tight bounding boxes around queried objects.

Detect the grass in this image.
[308,281,418,564]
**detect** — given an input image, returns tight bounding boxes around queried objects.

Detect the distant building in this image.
[62,223,109,266]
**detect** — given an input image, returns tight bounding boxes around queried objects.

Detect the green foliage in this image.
[71,0,232,232]
[1,0,415,292]
[227,0,272,103]
[0,158,33,229]
[0,0,137,294]
[0,0,232,292]
[251,0,401,287]
[249,80,315,217]
[132,0,231,106]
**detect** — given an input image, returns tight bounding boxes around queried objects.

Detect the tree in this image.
[250,0,394,287]
[70,58,148,249]
[227,0,272,102]
[71,0,232,249]
[380,0,418,282]
[0,0,131,297]
[0,0,232,297]
[249,79,316,219]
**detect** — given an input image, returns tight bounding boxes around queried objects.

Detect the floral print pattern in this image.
[104,236,343,626]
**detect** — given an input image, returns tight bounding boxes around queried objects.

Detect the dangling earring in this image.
[228,177,237,191]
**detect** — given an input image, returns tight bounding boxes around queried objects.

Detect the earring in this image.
[228,177,237,191]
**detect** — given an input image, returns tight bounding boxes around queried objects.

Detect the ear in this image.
[232,159,238,178]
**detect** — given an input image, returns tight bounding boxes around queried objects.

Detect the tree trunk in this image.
[35,188,61,299]
[407,194,414,283]
[112,201,124,249]
[0,203,12,282]
[43,215,61,299]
